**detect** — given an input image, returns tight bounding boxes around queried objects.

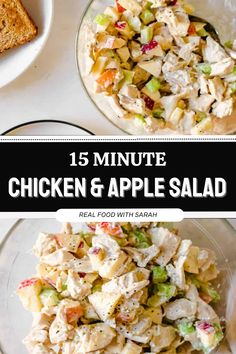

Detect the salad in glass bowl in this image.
[78,0,236,135]
[17,222,225,353]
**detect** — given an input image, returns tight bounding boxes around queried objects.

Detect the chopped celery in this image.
[157,283,176,300]
[152,109,164,118]
[39,288,60,307]
[141,9,155,25]
[134,230,151,248]
[224,40,233,49]
[152,266,168,284]
[213,323,224,342]
[202,285,220,303]
[233,66,236,74]
[94,14,112,26]
[122,70,134,85]
[196,111,207,122]
[61,284,67,291]
[177,320,196,336]
[198,63,212,75]
[141,26,153,44]
[134,114,146,123]
[147,294,162,307]
[197,28,209,37]
[146,77,161,93]
[92,284,102,293]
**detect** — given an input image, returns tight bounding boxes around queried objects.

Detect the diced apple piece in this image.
[17,278,43,312]
[117,47,130,62]
[141,27,154,44]
[104,6,120,22]
[115,21,133,39]
[169,107,184,126]
[142,86,160,102]
[144,307,163,324]
[55,233,82,253]
[99,250,129,279]
[118,0,142,16]
[88,246,105,270]
[88,291,121,321]
[65,304,84,324]
[121,340,142,354]
[91,57,108,79]
[184,246,200,274]
[138,59,162,77]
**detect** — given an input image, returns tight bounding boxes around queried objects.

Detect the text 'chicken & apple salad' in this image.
[85,0,236,134]
[17,222,224,353]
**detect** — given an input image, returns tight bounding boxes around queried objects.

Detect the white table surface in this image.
[0,0,124,136]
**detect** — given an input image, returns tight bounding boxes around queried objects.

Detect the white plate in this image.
[0,0,54,88]
[0,219,235,353]
[3,120,93,136]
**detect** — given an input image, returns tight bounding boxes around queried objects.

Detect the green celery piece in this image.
[61,284,67,291]
[134,230,151,248]
[196,111,207,122]
[202,285,220,303]
[94,13,112,26]
[141,9,155,25]
[92,284,102,293]
[141,26,153,44]
[40,288,60,307]
[224,40,233,49]
[157,283,176,299]
[146,77,161,93]
[128,17,141,32]
[122,70,134,85]
[213,323,224,342]
[233,66,236,74]
[152,266,168,284]
[198,63,212,75]
[152,109,164,119]
[177,320,196,336]
[147,294,162,307]
[134,114,146,123]
[197,28,209,37]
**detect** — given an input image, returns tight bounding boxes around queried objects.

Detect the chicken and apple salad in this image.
[17,222,224,353]
[85,0,236,134]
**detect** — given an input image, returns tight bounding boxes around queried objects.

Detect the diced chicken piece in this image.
[138,59,162,77]
[156,8,190,37]
[34,233,59,258]
[208,77,225,101]
[75,323,116,352]
[180,110,196,133]
[40,250,75,266]
[31,344,52,354]
[162,52,180,74]
[203,37,228,63]
[118,95,146,114]
[210,58,235,76]
[160,95,180,121]
[88,291,121,321]
[108,95,127,118]
[189,94,215,113]
[120,84,140,99]
[150,227,181,266]
[186,284,199,302]
[164,70,191,88]
[150,325,176,353]
[66,270,92,300]
[164,299,197,320]
[92,233,120,253]
[198,249,216,272]
[121,340,142,354]
[104,333,125,354]
[149,0,167,7]
[212,98,233,118]
[166,256,186,290]
[178,37,201,61]
[61,341,77,354]
[197,298,218,321]
[123,244,159,267]
[60,256,94,273]
[191,117,213,135]
[154,26,173,51]
[175,239,192,259]
[184,246,200,274]
[102,268,150,298]
[199,75,209,95]
[117,317,153,343]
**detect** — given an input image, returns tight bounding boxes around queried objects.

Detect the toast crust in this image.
[0,0,37,53]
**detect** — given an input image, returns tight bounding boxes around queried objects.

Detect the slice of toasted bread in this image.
[0,0,37,53]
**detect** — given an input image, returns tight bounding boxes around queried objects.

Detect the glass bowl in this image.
[0,219,235,353]
[77,0,236,135]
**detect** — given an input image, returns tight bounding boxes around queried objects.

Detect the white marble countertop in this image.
[0,0,124,135]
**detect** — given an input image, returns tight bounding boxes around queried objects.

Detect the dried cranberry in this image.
[169,0,177,5]
[78,241,84,248]
[141,40,158,54]
[115,21,126,30]
[143,95,155,110]
[100,222,109,228]
[197,322,214,332]
[79,272,86,278]
[116,0,125,13]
